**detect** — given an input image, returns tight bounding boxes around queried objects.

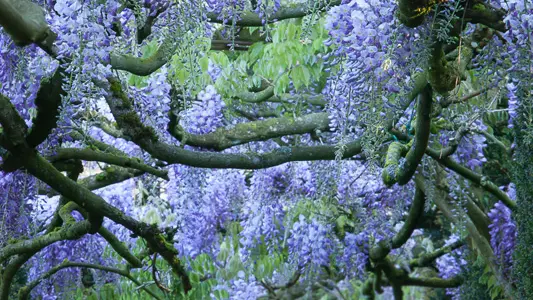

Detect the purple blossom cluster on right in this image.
[488,197,517,279]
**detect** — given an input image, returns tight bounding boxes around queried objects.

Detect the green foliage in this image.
[459,257,495,300]
[213,19,329,99]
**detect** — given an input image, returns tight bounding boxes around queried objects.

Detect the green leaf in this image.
[249,42,265,61]
[291,66,311,90]
[488,275,496,288]
[479,275,489,285]
[228,255,242,276]
[176,69,188,85]
[213,289,229,300]
[142,40,158,58]
[490,285,502,299]
[287,23,296,40]
[301,65,311,86]
[199,56,209,72]
[217,241,230,262]
[275,73,289,96]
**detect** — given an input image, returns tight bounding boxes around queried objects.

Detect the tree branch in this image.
[0,0,57,54]
[168,112,330,151]
[235,86,275,103]
[98,227,143,268]
[39,166,143,196]
[409,239,465,268]
[207,0,342,26]
[429,41,473,95]
[392,186,426,248]
[48,148,168,179]
[268,93,327,107]
[382,85,432,186]
[110,36,177,76]
[0,202,92,263]
[425,147,516,210]
[414,174,516,298]
[440,86,492,108]
[106,76,363,169]
[464,2,507,32]
[397,0,430,28]
[17,261,162,300]
[473,129,510,155]
[403,276,463,288]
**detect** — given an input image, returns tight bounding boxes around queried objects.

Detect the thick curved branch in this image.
[429,41,473,94]
[391,187,426,248]
[0,254,34,300]
[385,72,428,134]
[26,69,66,147]
[235,86,274,103]
[0,0,57,54]
[18,261,161,300]
[39,166,143,196]
[168,112,330,151]
[397,0,430,28]
[425,147,516,210]
[403,276,463,288]
[382,85,432,186]
[49,148,168,179]
[409,239,465,268]
[106,77,362,169]
[207,0,341,26]
[110,37,177,76]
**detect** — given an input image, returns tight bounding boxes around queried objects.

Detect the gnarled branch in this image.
[48,148,168,179]
[207,0,341,26]
[18,261,161,300]
[382,85,432,186]
[425,147,516,210]
[168,112,330,151]
[106,76,363,169]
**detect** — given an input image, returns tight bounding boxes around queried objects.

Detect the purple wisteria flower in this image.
[288,215,334,269]
[180,85,226,134]
[488,200,517,278]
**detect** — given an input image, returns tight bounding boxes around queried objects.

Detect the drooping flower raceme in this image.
[179,85,226,135]
[488,200,517,278]
[340,231,369,279]
[436,234,468,299]
[288,215,334,270]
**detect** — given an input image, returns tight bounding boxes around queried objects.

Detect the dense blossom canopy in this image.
[0,0,531,299]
